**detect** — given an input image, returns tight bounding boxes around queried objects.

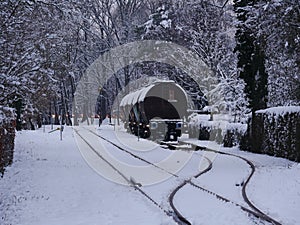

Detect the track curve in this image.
[176,142,282,225]
[76,126,282,225]
[74,127,186,224]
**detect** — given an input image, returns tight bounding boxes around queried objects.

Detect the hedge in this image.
[241,106,300,162]
[188,115,247,147]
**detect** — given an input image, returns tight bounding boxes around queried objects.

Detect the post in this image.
[51,114,54,130]
[60,110,63,141]
[137,119,140,142]
[114,75,120,126]
[43,116,45,133]
[117,102,120,126]
[114,115,116,131]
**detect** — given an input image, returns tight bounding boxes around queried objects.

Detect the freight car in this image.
[120,80,188,142]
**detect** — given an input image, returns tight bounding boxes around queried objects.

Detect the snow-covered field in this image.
[0,123,299,225]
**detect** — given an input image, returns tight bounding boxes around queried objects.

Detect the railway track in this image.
[74,127,185,225]
[173,141,282,225]
[75,126,281,225]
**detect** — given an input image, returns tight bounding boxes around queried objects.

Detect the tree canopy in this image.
[1,0,299,128]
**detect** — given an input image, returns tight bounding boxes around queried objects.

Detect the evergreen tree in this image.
[234,0,268,113]
[234,0,269,152]
[256,0,300,106]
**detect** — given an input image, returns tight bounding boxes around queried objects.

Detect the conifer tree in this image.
[234,0,269,152]
[234,0,268,114]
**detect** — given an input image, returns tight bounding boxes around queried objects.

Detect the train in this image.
[120,80,188,142]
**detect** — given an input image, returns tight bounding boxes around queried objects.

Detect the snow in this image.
[0,106,14,124]
[248,164,300,225]
[120,85,154,107]
[188,114,247,137]
[191,152,250,207]
[256,106,300,115]
[1,125,300,225]
[174,185,258,225]
[160,19,172,29]
[120,80,188,107]
[226,122,247,133]
[221,147,300,225]
[0,126,173,225]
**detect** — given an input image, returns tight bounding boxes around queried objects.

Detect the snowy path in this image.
[0,126,175,225]
[1,124,299,225]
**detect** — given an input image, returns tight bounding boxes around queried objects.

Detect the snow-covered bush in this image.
[188,113,210,139]
[243,107,300,162]
[223,123,248,147]
[0,107,15,176]
[188,113,247,146]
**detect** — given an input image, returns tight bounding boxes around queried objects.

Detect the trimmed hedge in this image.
[241,107,300,162]
[0,107,16,176]
[188,117,247,147]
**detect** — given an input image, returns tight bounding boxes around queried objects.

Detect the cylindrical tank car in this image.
[120,80,188,142]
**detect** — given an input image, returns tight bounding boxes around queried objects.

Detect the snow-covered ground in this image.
[1,123,299,225]
[0,125,174,225]
[221,147,300,225]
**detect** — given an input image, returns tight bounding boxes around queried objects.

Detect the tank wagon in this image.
[120,80,188,142]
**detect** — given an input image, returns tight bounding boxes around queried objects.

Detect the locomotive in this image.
[120,80,188,142]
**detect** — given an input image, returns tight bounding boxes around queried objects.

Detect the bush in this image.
[223,123,247,147]
[188,114,247,147]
